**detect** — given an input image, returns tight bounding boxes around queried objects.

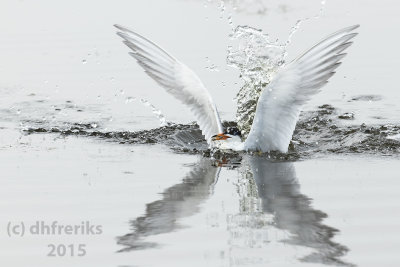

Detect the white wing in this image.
[244,25,359,153]
[114,25,223,143]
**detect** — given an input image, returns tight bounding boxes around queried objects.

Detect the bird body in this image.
[115,24,359,153]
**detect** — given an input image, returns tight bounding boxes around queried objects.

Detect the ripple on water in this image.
[21,104,400,161]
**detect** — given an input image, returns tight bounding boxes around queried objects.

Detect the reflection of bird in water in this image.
[117,158,220,251]
[234,156,353,266]
[117,156,352,266]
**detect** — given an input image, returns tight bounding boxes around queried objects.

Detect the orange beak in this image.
[211,133,231,141]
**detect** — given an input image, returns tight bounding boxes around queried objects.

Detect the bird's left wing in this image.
[114,25,223,143]
[244,25,359,153]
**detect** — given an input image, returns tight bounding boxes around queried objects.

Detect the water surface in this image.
[1,1,400,266]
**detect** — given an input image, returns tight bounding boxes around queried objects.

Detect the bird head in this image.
[211,127,241,141]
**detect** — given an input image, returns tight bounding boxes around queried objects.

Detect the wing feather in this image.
[115,25,223,143]
[244,25,359,152]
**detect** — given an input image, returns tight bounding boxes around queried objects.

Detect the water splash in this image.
[207,0,268,15]
[123,96,170,127]
[205,57,220,72]
[21,104,400,159]
[218,0,226,18]
[125,96,135,103]
[226,1,328,138]
[139,98,170,127]
[227,26,286,84]
[285,0,327,47]
[227,26,286,138]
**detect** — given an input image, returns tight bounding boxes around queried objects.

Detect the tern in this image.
[115,24,359,153]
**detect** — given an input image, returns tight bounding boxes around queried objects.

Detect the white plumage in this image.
[115,25,223,143]
[115,24,359,153]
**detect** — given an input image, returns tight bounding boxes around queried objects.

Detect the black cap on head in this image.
[225,127,241,137]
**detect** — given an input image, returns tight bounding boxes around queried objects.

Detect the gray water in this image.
[1,0,400,266]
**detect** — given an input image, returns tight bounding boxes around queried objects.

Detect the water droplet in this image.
[125,97,135,103]
[82,59,87,64]
[206,63,220,72]
[140,98,169,127]
[228,15,233,25]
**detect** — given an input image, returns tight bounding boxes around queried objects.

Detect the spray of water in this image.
[225,1,327,138]
[227,26,286,138]
[139,98,170,127]
[124,96,170,127]
[207,0,268,15]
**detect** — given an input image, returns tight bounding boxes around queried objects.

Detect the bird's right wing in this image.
[115,25,223,143]
[244,25,359,153]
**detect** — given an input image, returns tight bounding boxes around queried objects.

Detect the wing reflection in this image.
[117,155,352,266]
[234,155,353,266]
[117,158,219,251]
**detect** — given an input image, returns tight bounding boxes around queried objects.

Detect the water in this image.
[227,25,286,138]
[1,128,399,266]
[1,0,400,266]
[17,104,400,158]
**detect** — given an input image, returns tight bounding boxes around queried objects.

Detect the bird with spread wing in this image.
[114,24,359,153]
